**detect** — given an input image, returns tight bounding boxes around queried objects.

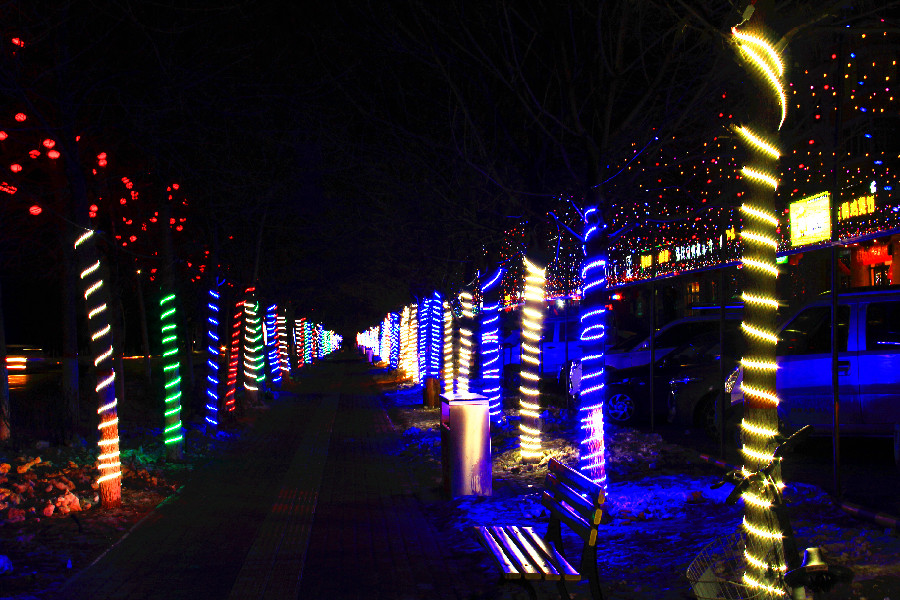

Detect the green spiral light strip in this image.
[159,293,183,446]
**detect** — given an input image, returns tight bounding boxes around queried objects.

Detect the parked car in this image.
[4,345,54,373]
[727,288,900,448]
[605,313,742,372]
[602,328,738,425]
[502,312,594,393]
[667,323,744,437]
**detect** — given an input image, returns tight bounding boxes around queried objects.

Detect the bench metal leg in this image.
[556,579,572,600]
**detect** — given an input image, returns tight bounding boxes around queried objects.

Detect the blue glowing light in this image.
[479,267,505,423]
[205,288,221,428]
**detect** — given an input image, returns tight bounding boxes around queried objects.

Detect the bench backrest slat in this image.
[546,473,604,526]
[540,490,597,545]
[547,459,604,505]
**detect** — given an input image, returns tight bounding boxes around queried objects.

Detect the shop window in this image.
[871,263,890,287]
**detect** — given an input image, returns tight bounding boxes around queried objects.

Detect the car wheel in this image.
[606,392,637,423]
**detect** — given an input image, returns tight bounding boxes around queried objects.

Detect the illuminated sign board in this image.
[839,194,876,221]
[790,191,831,247]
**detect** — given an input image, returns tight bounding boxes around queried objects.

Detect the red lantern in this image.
[28,205,41,215]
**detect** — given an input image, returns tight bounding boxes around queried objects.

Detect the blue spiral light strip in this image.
[480,267,504,422]
[265,304,282,387]
[389,312,401,369]
[418,292,443,381]
[579,207,608,488]
[205,288,221,428]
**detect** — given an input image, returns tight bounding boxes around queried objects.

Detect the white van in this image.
[728,288,900,439]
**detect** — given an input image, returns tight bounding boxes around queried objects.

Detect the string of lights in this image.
[480,267,504,423]
[224,301,242,413]
[205,288,221,429]
[74,230,121,507]
[265,304,282,388]
[579,208,609,488]
[159,292,183,450]
[519,257,546,462]
[732,21,790,595]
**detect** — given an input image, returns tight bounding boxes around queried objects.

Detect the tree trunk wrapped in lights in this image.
[159,291,184,459]
[732,14,795,597]
[457,292,474,393]
[479,267,504,424]
[442,301,456,393]
[389,311,401,370]
[519,257,546,463]
[420,292,443,407]
[205,287,222,433]
[242,292,264,405]
[579,207,609,488]
[74,230,121,507]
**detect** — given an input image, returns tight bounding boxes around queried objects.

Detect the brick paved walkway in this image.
[55,355,481,600]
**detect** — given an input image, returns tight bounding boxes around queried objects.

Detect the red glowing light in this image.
[89,212,97,218]
[149,217,157,223]
[120,198,127,204]
[0,182,17,194]
[47,149,60,159]
[97,152,107,159]
[175,225,183,231]
[28,149,39,159]
[98,159,107,167]
[42,139,55,149]
[11,38,24,47]
[169,218,176,225]
[14,113,26,122]
[172,183,179,190]
[28,205,42,216]
[0,131,6,140]
[129,235,137,242]
[10,163,22,173]
[89,204,99,212]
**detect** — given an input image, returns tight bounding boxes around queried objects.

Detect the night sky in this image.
[0,1,893,342]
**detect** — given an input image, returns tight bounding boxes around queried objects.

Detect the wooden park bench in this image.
[474,458,607,600]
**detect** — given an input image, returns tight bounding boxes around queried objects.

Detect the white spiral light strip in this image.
[457,291,473,394]
[74,230,121,504]
[732,23,789,595]
[519,257,546,461]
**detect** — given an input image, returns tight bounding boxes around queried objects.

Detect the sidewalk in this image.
[54,354,481,600]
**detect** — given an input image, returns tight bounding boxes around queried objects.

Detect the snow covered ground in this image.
[382,382,900,600]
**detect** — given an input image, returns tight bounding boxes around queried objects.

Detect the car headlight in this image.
[724,366,741,394]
